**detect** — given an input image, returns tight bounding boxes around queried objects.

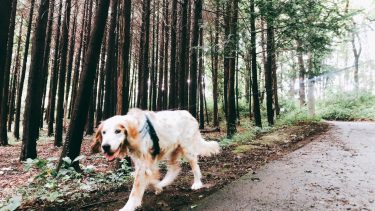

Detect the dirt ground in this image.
[0,122,328,210]
[188,121,375,211]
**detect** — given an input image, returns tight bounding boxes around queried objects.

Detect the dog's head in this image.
[91,115,140,161]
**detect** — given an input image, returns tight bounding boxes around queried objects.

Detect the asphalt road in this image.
[186,122,375,211]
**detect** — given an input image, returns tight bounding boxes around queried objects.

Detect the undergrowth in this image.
[317,91,375,121]
[0,157,131,211]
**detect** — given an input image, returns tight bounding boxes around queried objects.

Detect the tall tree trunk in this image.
[117,0,132,115]
[189,0,202,118]
[227,0,238,137]
[40,0,56,129]
[0,0,12,103]
[137,0,151,109]
[168,0,178,109]
[8,18,24,132]
[0,0,18,145]
[96,32,107,125]
[20,0,50,160]
[250,0,262,127]
[103,0,118,118]
[211,4,219,128]
[351,28,361,91]
[157,0,166,111]
[198,28,204,129]
[178,0,189,109]
[57,0,110,171]
[297,40,306,107]
[47,0,63,136]
[14,0,36,139]
[64,4,79,119]
[55,0,72,147]
[162,0,169,109]
[265,2,275,126]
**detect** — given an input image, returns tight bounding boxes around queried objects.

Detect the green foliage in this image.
[317,91,375,121]
[277,99,322,125]
[0,157,132,209]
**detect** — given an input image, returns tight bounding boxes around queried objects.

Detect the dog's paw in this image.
[191,181,203,190]
[154,183,163,195]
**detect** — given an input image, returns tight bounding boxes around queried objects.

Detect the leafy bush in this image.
[317,91,375,121]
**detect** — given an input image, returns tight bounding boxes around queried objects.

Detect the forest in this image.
[1,0,375,210]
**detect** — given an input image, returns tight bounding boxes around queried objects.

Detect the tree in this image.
[265,0,275,126]
[250,0,262,127]
[178,0,189,110]
[0,0,17,145]
[57,0,110,171]
[14,0,36,140]
[351,22,361,90]
[169,0,178,109]
[20,0,50,160]
[137,0,151,109]
[103,0,118,118]
[189,0,202,118]
[0,0,12,105]
[55,0,72,147]
[117,0,132,114]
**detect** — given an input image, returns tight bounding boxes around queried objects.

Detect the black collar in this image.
[139,115,160,157]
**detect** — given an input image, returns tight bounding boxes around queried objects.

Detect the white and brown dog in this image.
[91,108,220,211]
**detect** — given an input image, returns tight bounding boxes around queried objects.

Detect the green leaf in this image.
[73,155,86,163]
[62,157,72,165]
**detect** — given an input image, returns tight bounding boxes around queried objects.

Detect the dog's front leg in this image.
[120,168,148,211]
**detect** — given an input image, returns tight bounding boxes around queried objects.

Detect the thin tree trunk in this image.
[47,0,63,136]
[20,0,50,160]
[189,0,202,117]
[57,0,110,171]
[178,0,189,109]
[250,0,262,127]
[103,0,118,118]
[198,28,204,129]
[55,0,72,147]
[297,40,306,106]
[137,0,151,109]
[8,18,24,132]
[0,0,18,145]
[265,1,275,126]
[14,0,36,139]
[0,0,12,104]
[168,0,178,109]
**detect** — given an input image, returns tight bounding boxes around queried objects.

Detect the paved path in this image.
[186,122,375,211]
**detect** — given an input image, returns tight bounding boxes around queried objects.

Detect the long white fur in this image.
[99,109,220,211]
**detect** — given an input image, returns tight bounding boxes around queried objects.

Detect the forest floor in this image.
[0,121,328,210]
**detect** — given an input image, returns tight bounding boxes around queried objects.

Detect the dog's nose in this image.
[102,144,111,153]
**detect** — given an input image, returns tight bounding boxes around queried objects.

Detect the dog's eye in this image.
[102,131,106,135]
[115,129,121,134]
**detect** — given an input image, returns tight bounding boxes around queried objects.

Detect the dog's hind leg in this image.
[184,152,203,190]
[154,147,182,193]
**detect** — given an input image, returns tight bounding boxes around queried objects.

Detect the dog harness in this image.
[139,115,160,157]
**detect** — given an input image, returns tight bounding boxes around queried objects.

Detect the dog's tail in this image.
[197,138,220,157]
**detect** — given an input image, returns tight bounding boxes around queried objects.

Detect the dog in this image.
[91,108,220,211]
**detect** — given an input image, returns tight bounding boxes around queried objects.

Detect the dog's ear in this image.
[91,124,103,154]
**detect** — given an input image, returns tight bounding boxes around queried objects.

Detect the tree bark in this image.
[8,18,24,132]
[265,4,275,126]
[297,40,306,107]
[250,0,262,127]
[0,0,18,145]
[189,0,202,118]
[117,0,132,115]
[137,0,151,109]
[57,0,110,171]
[14,0,36,140]
[178,0,189,110]
[168,0,178,109]
[47,0,63,136]
[103,0,118,118]
[20,0,50,160]
[55,0,72,147]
